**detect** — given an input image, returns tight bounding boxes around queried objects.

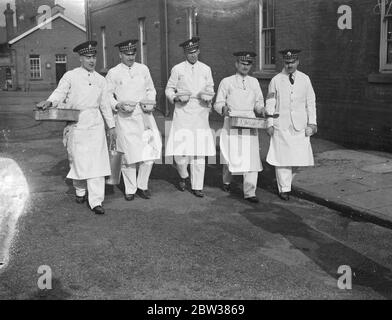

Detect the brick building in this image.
[8,8,86,91]
[88,0,392,152]
[0,2,87,91]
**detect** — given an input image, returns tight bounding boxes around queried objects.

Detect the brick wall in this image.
[89,0,392,151]
[269,0,392,151]
[90,0,258,117]
[90,0,165,108]
[11,18,85,91]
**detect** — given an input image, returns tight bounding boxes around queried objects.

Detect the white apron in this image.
[64,108,111,180]
[165,66,215,157]
[266,127,314,166]
[116,107,162,165]
[220,87,262,173]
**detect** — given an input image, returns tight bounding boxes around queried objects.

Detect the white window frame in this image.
[55,54,67,63]
[101,26,107,70]
[29,55,41,79]
[380,0,392,72]
[258,0,275,71]
[138,17,147,65]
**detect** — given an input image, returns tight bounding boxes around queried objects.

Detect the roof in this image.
[8,13,86,45]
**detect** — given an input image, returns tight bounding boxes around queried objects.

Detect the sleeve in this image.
[165,66,178,104]
[266,77,277,127]
[99,80,115,129]
[144,66,157,101]
[213,79,228,115]
[253,78,265,114]
[306,76,317,125]
[47,71,71,106]
[205,66,214,92]
[105,69,119,111]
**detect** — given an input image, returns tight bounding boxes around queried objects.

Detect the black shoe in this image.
[137,189,151,199]
[245,196,259,203]
[124,194,135,201]
[278,192,290,201]
[222,184,231,192]
[192,189,205,198]
[92,205,105,214]
[178,177,189,191]
[75,195,87,204]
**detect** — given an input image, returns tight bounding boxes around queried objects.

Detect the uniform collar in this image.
[282,68,297,79]
[121,62,135,69]
[79,66,95,75]
[235,73,249,80]
[185,60,199,67]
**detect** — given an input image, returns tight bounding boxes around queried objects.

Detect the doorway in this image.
[55,54,67,84]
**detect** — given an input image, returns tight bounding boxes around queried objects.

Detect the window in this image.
[29,54,41,79]
[101,26,107,70]
[258,0,275,71]
[138,18,147,64]
[380,0,392,71]
[55,54,67,63]
[186,7,199,39]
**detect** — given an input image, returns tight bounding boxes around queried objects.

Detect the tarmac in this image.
[154,113,392,229]
[1,90,391,229]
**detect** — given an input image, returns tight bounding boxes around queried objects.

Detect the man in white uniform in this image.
[214,52,265,203]
[106,40,162,201]
[266,49,317,201]
[165,37,215,198]
[36,41,116,214]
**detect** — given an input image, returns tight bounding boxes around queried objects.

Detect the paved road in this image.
[1,95,392,299]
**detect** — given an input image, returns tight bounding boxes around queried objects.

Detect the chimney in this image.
[4,3,14,42]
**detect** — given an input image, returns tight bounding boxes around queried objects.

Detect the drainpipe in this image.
[85,0,92,40]
[164,0,169,116]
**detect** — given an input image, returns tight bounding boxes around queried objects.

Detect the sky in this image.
[0,0,85,27]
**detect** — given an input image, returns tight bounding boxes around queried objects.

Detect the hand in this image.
[116,102,135,113]
[222,105,231,117]
[107,127,117,144]
[36,100,52,110]
[141,104,155,114]
[305,124,317,137]
[179,96,190,104]
[266,126,274,137]
[257,107,266,118]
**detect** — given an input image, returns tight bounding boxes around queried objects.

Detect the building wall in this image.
[264,0,392,151]
[89,0,392,151]
[90,0,164,106]
[90,0,258,117]
[11,18,85,91]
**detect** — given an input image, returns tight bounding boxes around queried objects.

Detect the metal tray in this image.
[34,108,80,122]
[229,116,268,129]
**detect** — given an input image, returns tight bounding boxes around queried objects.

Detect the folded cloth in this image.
[63,123,76,163]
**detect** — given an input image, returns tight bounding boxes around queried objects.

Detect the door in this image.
[56,63,66,84]
[55,54,67,84]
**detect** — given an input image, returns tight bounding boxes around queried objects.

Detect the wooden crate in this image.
[229,116,268,129]
[34,108,80,122]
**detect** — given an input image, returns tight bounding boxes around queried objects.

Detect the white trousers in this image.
[223,164,258,198]
[174,156,205,190]
[122,161,154,195]
[73,177,105,209]
[275,166,293,193]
